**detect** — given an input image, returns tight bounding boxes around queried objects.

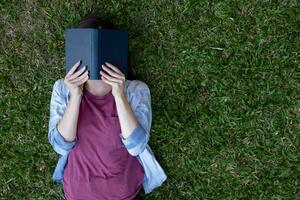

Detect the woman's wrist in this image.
[113,92,126,102]
[69,92,83,101]
[70,95,82,102]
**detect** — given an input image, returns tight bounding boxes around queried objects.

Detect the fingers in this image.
[73,73,89,86]
[100,65,124,80]
[104,62,123,75]
[66,60,81,79]
[67,66,87,81]
[102,75,118,87]
[100,70,122,83]
[70,70,89,84]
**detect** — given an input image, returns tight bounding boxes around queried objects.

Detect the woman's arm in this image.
[100,62,152,156]
[48,80,77,156]
[57,94,82,142]
[114,94,138,139]
[115,81,152,156]
[57,61,88,143]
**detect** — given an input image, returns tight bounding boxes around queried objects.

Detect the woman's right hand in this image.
[64,60,89,98]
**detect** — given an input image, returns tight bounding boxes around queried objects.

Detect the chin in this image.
[87,79,103,83]
[86,79,111,87]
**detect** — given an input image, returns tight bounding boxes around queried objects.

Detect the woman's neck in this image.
[84,80,112,96]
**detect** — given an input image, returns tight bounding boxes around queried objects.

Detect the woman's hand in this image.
[100,62,126,98]
[64,60,89,98]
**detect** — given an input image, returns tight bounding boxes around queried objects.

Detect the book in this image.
[65,28,128,80]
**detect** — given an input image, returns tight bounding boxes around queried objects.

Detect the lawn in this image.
[0,0,299,199]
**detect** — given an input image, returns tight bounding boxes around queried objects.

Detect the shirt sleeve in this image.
[119,81,152,156]
[48,79,76,156]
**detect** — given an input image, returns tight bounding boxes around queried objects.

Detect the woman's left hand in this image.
[100,62,126,98]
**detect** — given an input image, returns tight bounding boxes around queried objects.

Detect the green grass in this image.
[1,0,299,199]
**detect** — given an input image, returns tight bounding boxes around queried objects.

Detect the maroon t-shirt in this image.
[63,87,144,200]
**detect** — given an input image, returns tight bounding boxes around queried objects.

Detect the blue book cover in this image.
[65,28,128,80]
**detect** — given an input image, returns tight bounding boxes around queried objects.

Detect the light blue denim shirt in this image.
[48,78,167,194]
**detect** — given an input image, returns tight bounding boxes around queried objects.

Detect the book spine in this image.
[91,29,99,80]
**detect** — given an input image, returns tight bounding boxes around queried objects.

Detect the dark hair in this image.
[77,13,136,80]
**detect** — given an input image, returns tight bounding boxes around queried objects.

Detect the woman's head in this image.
[77,13,116,29]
